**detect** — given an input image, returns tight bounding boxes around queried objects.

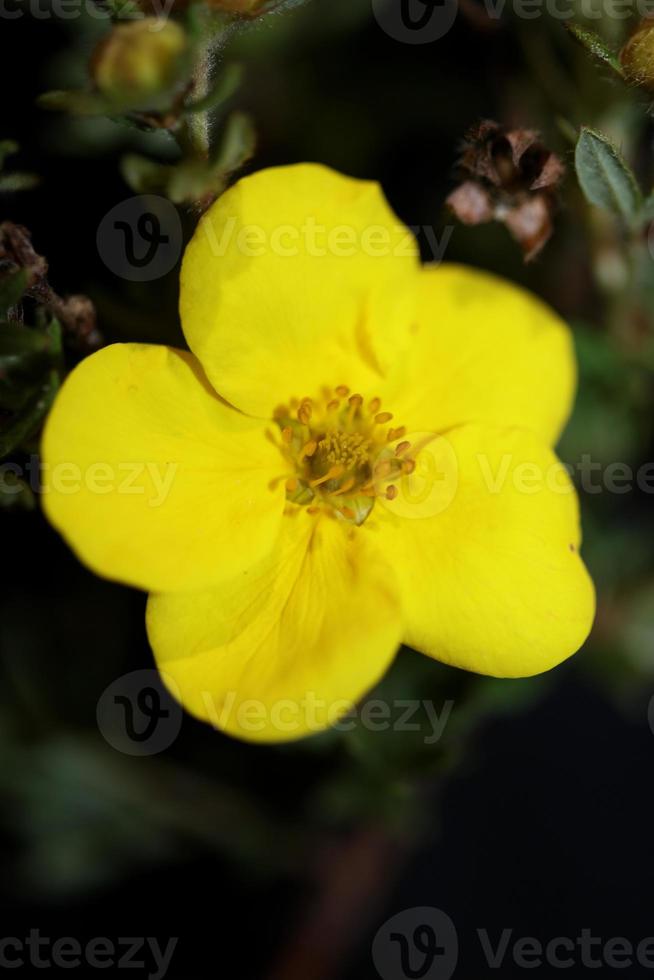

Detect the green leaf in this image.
[565,23,624,77]
[45,317,63,359]
[120,154,173,196]
[0,173,39,193]
[0,370,59,460]
[0,140,19,171]
[101,0,142,17]
[211,111,256,176]
[0,320,61,413]
[36,89,158,119]
[37,90,114,117]
[0,470,35,511]
[0,270,29,313]
[166,112,255,203]
[575,127,643,226]
[0,325,50,369]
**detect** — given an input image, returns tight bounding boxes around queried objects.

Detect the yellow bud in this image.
[620,18,654,90]
[92,20,188,107]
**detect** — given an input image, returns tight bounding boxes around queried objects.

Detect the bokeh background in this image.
[2,1,654,976]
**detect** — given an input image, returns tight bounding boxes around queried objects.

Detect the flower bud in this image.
[92,20,188,108]
[620,18,654,90]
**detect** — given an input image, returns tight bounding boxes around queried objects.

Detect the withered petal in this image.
[505,128,541,168]
[530,152,566,191]
[446,181,495,225]
[503,194,553,262]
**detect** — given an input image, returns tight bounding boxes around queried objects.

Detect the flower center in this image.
[275,386,416,525]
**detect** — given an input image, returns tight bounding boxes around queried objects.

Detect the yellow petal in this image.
[147,515,403,742]
[180,163,420,418]
[387,265,576,445]
[373,424,595,676]
[42,344,285,592]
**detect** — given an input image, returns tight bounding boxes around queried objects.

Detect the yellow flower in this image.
[42,164,595,742]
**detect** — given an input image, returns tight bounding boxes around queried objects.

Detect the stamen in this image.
[347,394,363,424]
[276,384,408,525]
[347,395,363,425]
[310,464,345,487]
[269,473,292,490]
[330,477,356,496]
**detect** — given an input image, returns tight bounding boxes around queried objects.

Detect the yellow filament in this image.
[310,464,345,487]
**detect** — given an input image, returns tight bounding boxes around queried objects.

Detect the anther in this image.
[387,426,406,442]
[347,394,363,424]
[300,440,317,459]
[340,506,356,520]
[335,385,350,398]
[282,426,293,444]
[368,397,381,415]
[285,477,298,493]
[375,411,393,424]
[402,459,416,475]
[395,441,411,456]
[385,485,398,501]
[297,399,313,424]
[374,459,393,478]
[326,400,340,413]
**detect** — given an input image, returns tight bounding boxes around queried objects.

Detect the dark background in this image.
[2,2,654,977]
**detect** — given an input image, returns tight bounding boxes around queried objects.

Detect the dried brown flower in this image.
[446,120,565,262]
[0,222,48,287]
[0,222,101,351]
